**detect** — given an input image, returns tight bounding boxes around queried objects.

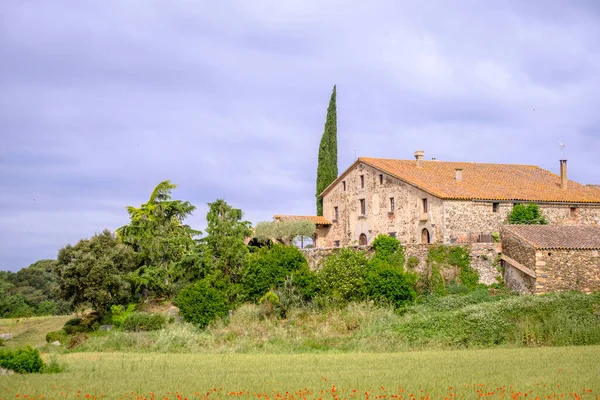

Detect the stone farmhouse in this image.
[501,225,600,294]
[275,151,600,248]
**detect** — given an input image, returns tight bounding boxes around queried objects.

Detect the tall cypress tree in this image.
[316,85,338,216]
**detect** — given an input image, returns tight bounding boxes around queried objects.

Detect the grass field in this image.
[0,315,72,349]
[1,346,599,399]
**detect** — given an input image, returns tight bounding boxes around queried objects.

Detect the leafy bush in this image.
[0,346,45,373]
[507,203,548,225]
[123,312,166,332]
[242,244,308,302]
[45,329,68,344]
[365,264,417,308]
[371,234,405,267]
[61,312,101,334]
[318,248,368,303]
[175,281,229,329]
[111,304,136,328]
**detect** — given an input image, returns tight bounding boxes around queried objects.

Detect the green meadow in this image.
[1,347,599,399]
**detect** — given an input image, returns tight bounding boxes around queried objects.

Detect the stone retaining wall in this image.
[301,243,500,285]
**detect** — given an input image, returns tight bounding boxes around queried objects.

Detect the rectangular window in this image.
[379,174,384,185]
[360,175,365,188]
[334,206,339,221]
[390,197,395,212]
[493,202,499,213]
[570,207,577,218]
[334,240,340,248]
[422,198,428,213]
[388,232,396,238]
[360,199,366,215]
[342,181,346,191]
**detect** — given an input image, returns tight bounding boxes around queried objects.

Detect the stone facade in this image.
[501,227,600,294]
[533,249,600,293]
[320,161,600,248]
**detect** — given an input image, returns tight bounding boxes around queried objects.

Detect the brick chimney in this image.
[560,159,568,189]
[455,168,463,181]
[414,150,425,168]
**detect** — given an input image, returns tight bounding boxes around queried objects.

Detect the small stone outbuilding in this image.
[501,225,600,294]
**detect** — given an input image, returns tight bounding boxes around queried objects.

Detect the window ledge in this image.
[387,211,395,216]
[358,215,367,220]
[332,219,338,223]
[419,213,429,221]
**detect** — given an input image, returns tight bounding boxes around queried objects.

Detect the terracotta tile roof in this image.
[503,225,600,250]
[273,215,331,226]
[321,157,600,203]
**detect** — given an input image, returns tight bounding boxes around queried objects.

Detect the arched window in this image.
[421,228,430,244]
[359,233,368,246]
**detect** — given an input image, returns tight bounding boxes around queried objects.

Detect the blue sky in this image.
[1,1,599,271]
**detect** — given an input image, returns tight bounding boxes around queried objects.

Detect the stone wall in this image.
[301,243,500,285]
[322,162,444,247]
[539,204,600,226]
[443,201,511,243]
[500,228,537,294]
[534,249,600,293]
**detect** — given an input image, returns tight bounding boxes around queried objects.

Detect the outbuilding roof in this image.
[273,215,331,226]
[503,225,600,250]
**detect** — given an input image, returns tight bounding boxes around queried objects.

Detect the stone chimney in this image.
[455,168,463,182]
[414,150,425,168]
[560,159,568,189]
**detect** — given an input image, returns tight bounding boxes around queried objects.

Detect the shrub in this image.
[372,234,405,267]
[111,304,136,328]
[45,329,68,344]
[365,265,417,308]
[318,248,368,304]
[507,203,548,225]
[241,244,308,302]
[0,346,45,373]
[175,281,229,329]
[123,312,166,332]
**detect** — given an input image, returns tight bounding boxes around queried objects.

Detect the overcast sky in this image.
[1,1,600,271]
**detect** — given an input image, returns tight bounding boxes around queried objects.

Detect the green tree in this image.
[254,219,316,246]
[54,230,137,313]
[507,203,548,225]
[116,180,201,296]
[316,85,338,216]
[202,199,252,283]
[241,244,308,302]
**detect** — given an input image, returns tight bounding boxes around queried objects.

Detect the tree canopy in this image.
[201,199,252,283]
[54,230,137,313]
[254,219,316,246]
[116,180,201,296]
[316,85,338,216]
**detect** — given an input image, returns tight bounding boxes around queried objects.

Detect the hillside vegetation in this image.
[70,290,600,353]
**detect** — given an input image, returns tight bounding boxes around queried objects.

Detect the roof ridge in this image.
[359,156,540,167]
